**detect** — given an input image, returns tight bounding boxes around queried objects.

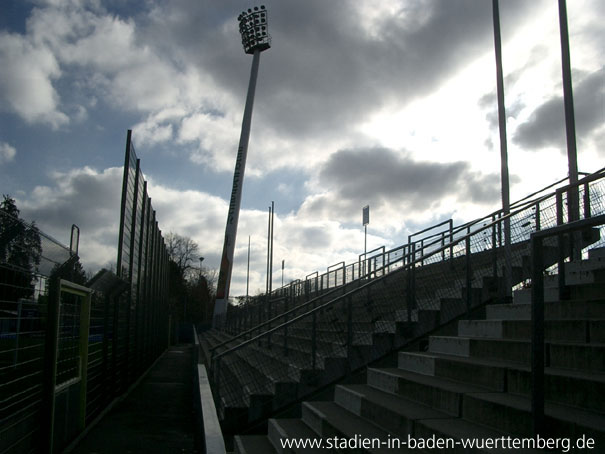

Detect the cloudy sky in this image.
[1,0,604,297]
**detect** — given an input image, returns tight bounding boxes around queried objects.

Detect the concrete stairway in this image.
[233,246,605,453]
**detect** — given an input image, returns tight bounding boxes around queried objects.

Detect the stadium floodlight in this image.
[213,6,271,327]
[238,5,271,54]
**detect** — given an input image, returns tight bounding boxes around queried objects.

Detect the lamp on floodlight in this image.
[238,6,271,54]
[213,6,271,327]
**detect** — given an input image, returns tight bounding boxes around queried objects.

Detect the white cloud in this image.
[0,31,68,128]
[0,142,16,163]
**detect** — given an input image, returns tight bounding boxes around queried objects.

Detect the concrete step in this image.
[427,336,605,372]
[366,367,488,416]
[513,286,558,304]
[301,400,413,453]
[457,318,605,343]
[485,299,605,320]
[462,391,605,445]
[397,351,605,412]
[334,383,449,437]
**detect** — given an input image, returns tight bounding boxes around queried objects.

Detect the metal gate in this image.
[45,279,91,453]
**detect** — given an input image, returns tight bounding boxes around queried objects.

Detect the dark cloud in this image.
[303,147,500,219]
[144,0,538,141]
[514,68,605,150]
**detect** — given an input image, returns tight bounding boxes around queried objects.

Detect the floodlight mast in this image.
[213,6,271,327]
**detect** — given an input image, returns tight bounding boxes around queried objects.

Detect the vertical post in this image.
[558,0,579,222]
[42,276,61,454]
[530,235,545,437]
[270,201,275,298]
[246,236,251,303]
[13,299,22,368]
[583,182,591,218]
[364,224,367,277]
[493,0,512,301]
[214,49,263,326]
[346,295,353,364]
[556,191,567,299]
[266,205,271,305]
[466,235,472,314]
[78,289,92,431]
[311,310,317,370]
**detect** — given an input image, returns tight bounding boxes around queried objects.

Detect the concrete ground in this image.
[70,345,198,454]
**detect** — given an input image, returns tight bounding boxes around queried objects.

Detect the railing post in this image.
[530,234,545,437]
[283,293,289,356]
[535,202,541,231]
[491,215,497,279]
[466,235,472,315]
[449,219,454,264]
[583,181,591,218]
[311,309,317,370]
[346,295,353,362]
[556,191,567,299]
[406,242,416,323]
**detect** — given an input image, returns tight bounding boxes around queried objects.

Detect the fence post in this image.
[346,295,353,363]
[530,234,545,437]
[311,309,317,370]
[41,275,61,454]
[466,235,472,315]
[583,182,591,218]
[556,192,567,299]
[283,293,289,356]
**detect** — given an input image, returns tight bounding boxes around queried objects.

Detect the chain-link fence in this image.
[207,168,605,432]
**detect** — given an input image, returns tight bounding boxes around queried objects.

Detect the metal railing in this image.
[529,171,605,437]
[208,169,605,429]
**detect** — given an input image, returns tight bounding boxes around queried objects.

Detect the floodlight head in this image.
[238,4,271,54]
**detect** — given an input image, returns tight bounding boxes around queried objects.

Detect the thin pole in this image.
[269,201,275,296]
[266,205,271,300]
[492,0,512,300]
[214,49,262,326]
[246,235,250,303]
[364,224,367,277]
[558,0,580,260]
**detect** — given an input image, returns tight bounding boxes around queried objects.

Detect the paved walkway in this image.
[70,345,198,454]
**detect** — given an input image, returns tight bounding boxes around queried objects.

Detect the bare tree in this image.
[165,232,200,275]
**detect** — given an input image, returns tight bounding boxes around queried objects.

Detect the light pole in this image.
[213,6,271,327]
[492,0,512,301]
[558,0,580,260]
